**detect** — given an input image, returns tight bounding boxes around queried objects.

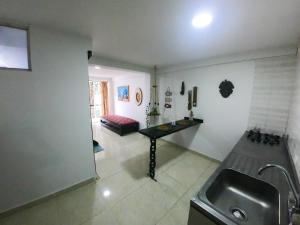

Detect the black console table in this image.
[139,118,203,181]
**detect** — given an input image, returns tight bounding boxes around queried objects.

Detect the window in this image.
[0,25,30,70]
[89,80,109,123]
[89,81,103,123]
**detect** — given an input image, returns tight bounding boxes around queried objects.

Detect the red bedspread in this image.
[101,115,138,125]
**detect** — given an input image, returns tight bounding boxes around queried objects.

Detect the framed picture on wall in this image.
[118,86,130,101]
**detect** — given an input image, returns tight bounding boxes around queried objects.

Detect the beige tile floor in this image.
[0,125,219,225]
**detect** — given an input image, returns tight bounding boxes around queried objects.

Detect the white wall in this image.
[158,61,255,161]
[113,73,150,129]
[287,46,300,177]
[0,26,96,213]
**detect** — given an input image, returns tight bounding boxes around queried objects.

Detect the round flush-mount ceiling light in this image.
[103,190,111,197]
[192,12,213,28]
[95,65,101,70]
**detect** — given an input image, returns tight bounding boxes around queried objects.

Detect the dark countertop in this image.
[139,118,203,139]
[192,131,299,225]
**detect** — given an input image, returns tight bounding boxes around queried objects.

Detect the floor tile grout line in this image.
[80,160,218,225]
[98,126,218,225]
[95,156,215,223]
[154,174,190,224]
[78,154,151,225]
[101,169,182,225]
[155,161,216,225]
[78,174,151,225]
[79,126,219,225]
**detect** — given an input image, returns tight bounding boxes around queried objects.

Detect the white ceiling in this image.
[89,64,145,78]
[1,0,300,67]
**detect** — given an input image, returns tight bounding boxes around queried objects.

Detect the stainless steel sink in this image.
[204,169,280,225]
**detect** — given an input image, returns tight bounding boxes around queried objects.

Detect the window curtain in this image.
[100,81,109,116]
[89,81,94,106]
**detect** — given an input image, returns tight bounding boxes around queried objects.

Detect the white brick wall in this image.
[287,49,300,177]
[248,55,297,134]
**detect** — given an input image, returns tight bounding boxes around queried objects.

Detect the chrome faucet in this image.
[258,164,299,208]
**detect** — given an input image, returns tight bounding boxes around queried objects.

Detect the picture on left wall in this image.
[118,85,130,101]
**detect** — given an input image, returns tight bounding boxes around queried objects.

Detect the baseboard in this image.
[0,177,96,218]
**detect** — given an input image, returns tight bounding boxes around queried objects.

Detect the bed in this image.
[100,115,139,136]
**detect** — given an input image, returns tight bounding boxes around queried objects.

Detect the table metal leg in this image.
[148,138,157,181]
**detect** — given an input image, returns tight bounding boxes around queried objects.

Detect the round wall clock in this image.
[219,80,234,98]
[136,88,143,106]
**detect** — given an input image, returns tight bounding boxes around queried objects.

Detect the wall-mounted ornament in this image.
[193,86,197,107]
[164,87,172,108]
[147,66,160,121]
[135,88,143,106]
[219,80,234,98]
[180,81,185,95]
[118,85,130,101]
[188,90,192,110]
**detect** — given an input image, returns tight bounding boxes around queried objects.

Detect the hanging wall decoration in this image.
[193,86,197,107]
[148,66,160,116]
[180,81,185,95]
[164,87,172,108]
[188,90,192,110]
[135,88,143,106]
[219,80,234,98]
[118,85,130,101]
[146,66,160,128]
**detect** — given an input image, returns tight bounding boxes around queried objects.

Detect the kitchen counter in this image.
[139,118,203,181]
[190,131,299,225]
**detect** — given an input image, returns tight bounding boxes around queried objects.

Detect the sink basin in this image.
[205,169,279,225]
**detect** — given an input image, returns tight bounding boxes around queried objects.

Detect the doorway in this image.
[88,64,151,178]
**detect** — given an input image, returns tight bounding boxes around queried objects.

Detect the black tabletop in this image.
[139,118,203,139]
